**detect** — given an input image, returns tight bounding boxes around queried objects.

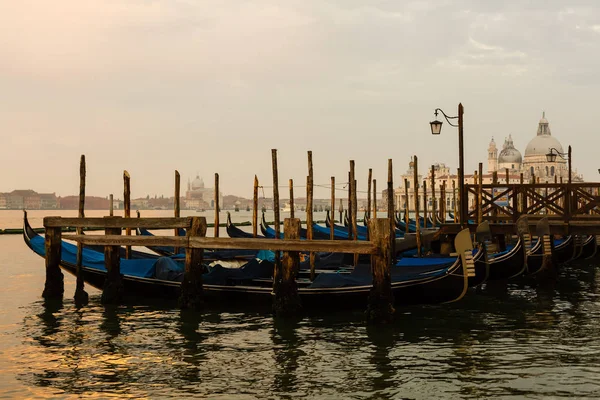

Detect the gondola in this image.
[575,235,596,260]
[476,236,526,281]
[23,212,474,307]
[585,236,599,260]
[260,212,334,240]
[22,211,159,260]
[553,235,575,264]
[520,218,557,279]
[226,212,264,239]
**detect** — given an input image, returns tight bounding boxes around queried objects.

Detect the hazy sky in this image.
[2,0,599,199]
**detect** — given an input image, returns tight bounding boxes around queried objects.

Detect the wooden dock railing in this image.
[465,182,600,222]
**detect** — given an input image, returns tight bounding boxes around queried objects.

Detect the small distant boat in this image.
[196,208,205,212]
[246,205,250,212]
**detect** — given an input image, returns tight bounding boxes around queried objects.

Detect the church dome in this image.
[524,112,564,157]
[524,135,564,157]
[498,135,522,164]
[191,175,204,190]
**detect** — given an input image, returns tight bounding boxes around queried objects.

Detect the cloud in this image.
[2,0,600,196]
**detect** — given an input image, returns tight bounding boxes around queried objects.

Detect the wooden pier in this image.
[440,182,600,236]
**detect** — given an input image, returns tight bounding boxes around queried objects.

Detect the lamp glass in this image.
[430,120,443,135]
[546,152,557,163]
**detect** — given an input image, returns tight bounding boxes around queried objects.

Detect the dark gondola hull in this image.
[46,256,469,307]
[579,236,596,260]
[23,214,470,308]
[554,236,574,264]
[478,238,526,281]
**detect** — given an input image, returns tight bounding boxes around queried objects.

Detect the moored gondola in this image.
[578,235,596,260]
[226,212,264,239]
[554,235,574,264]
[23,212,473,308]
[23,211,159,260]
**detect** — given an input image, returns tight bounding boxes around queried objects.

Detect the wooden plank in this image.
[66,234,379,254]
[44,216,192,229]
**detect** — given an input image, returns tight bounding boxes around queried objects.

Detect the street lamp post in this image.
[546,145,572,218]
[546,145,572,185]
[430,103,466,227]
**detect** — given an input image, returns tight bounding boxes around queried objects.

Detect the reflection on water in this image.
[2,259,599,398]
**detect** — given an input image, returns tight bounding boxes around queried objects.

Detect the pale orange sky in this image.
[1,0,598,199]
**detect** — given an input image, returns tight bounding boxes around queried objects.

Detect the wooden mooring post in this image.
[366,218,395,323]
[413,156,422,256]
[387,159,395,259]
[74,155,88,305]
[174,170,181,254]
[273,218,302,316]
[350,160,358,265]
[179,217,207,310]
[109,194,114,216]
[347,171,353,239]
[101,216,124,304]
[42,219,64,299]
[431,165,436,227]
[372,179,377,218]
[330,176,335,240]
[423,180,428,228]
[404,178,409,227]
[214,173,220,237]
[123,171,131,259]
[253,175,258,238]
[367,168,372,219]
[307,151,315,278]
[272,149,281,283]
[289,179,295,219]
[477,163,483,224]
[452,178,457,223]
[440,181,446,222]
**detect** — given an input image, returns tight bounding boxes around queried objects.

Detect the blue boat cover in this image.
[28,234,274,284]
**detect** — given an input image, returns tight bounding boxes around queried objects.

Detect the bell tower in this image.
[487,137,498,173]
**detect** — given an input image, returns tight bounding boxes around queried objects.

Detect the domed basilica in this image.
[185,175,223,209]
[487,113,581,182]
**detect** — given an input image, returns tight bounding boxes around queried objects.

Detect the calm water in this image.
[1,210,600,399]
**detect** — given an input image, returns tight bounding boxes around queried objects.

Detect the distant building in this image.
[0,190,57,209]
[184,175,223,209]
[487,113,583,182]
